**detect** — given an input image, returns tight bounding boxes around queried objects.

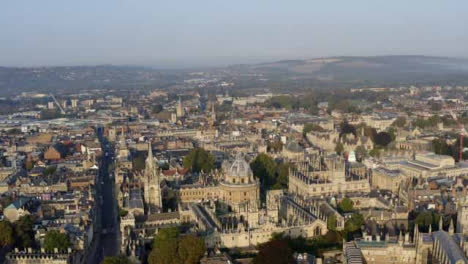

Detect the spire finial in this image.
[449,218,454,235]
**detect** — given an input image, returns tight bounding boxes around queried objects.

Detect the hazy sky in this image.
[1,0,467,67]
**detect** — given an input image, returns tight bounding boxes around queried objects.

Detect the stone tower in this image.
[176,97,184,117]
[117,127,129,160]
[457,196,468,235]
[143,142,162,213]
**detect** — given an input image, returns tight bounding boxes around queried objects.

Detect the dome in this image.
[228,153,253,178]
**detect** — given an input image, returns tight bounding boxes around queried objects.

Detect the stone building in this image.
[178,153,260,213]
[288,154,370,197]
[371,168,405,193]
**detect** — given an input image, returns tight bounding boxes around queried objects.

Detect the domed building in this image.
[219,153,260,211]
[178,153,260,213]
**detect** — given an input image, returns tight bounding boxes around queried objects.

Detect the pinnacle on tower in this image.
[146,141,154,170]
[449,218,454,235]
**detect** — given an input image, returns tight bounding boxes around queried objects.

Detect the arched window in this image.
[314,226,321,236]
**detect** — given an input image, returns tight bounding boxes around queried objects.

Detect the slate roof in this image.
[433,231,468,264]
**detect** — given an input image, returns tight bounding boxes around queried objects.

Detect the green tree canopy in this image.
[335,142,344,155]
[327,214,337,231]
[264,96,296,110]
[149,227,180,264]
[148,227,205,264]
[338,197,354,213]
[43,230,70,253]
[0,220,14,248]
[432,138,452,156]
[151,104,163,114]
[14,215,35,249]
[101,255,132,264]
[253,239,295,264]
[251,153,277,187]
[177,235,206,264]
[392,117,406,127]
[340,121,357,137]
[183,148,214,173]
[267,140,283,153]
[344,213,364,240]
[273,163,290,190]
[354,145,368,161]
[373,132,393,147]
[303,123,325,136]
[414,211,441,232]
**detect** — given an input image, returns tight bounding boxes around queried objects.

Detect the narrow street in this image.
[90,126,119,263]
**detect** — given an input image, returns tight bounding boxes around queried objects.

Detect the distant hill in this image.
[233,55,468,82]
[1,55,468,96]
[225,55,468,92]
[0,65,178,96]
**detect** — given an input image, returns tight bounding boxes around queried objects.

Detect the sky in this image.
[1,0,467,68]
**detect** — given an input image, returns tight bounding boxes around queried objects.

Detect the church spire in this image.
[449,218,454,235]
[146,141,154,170]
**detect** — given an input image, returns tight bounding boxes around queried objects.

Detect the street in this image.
[91,126,119,263]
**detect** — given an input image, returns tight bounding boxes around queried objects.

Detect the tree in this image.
[14,215,35,249]
[253,239,295,264]
[369,148,380,158]
[43,230,70,253]
[183,148,214,173]
[178,235,205,264]
[388,127,397,141]
[44,166,57,176]
[373,132,392,147]
[101,255,132,264]
[392,117,406,128]
[303,123,325,136]
[432,138,452,156]
[414,211,440,232]
[338,197,354,213]
[344,213,364,240]
[250,153,277,189]
[264,96,296,110]
[119,208,128,217]
[267,140,283,153]
[355,146,368,161]
[148,227,180,264]
[0,221,14,248]
[335,142,344,155]
[364,126,377,141]
[40,109,62,120]
[151,104,163,114]
[273,163,290,190]
[340,121,356,137]
[327,214,337,231]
